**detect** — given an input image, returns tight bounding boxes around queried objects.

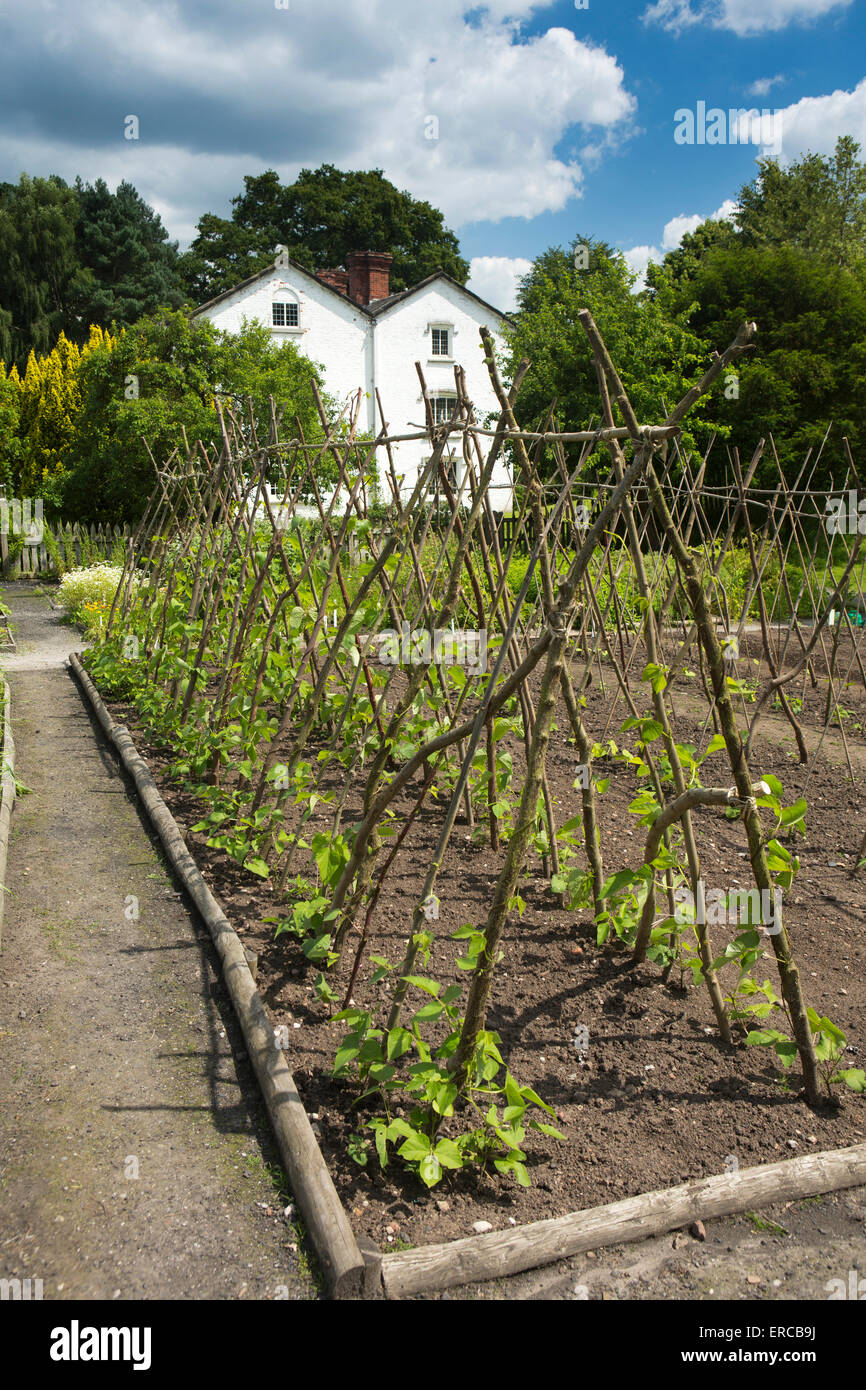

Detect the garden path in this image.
[0,585,315,1299]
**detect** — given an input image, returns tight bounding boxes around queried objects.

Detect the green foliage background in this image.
[179,166,469,304]
[0,311,333,524]
[2,141,866,518]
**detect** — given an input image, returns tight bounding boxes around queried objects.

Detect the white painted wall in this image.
[194,266,370,418]
[374,279,512,507]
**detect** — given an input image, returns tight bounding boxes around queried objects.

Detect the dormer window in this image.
[272,291,300,329]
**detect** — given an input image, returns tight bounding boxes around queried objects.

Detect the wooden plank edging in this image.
[0,679,16,950]
[380,1142,866,1298]
[68,652,366,1300]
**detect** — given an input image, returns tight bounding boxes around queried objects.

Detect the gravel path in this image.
[0,585,315,1300]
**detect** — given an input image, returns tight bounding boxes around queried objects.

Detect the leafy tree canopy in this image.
[0,174,87,369]
[646,137,866,485]
[61,308,333,523]
[505,235,720,472]
[180,165,469,303]
[0,362,22,495]
[653,244,866,481]
[13,327,114,507]
[736,135,866,270]
[0,173,185,370]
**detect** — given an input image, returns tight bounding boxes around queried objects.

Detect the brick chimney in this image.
[346,251,393,306]
[315,266,350,295]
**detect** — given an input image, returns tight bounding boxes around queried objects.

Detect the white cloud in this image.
[624,198,737,288]
[380,24,636,225]
[467,256,533,313]
[719,0,853,35]
[662,214,703,250]
[711,198,738,222]
[475,199,738,304]
[747,76,786,98]
[641,0,703,32]
[660,199,737,253]
[0,2,637,240]
[0,131,259,250]
[773,78,866,158]
[643,0,853,35]
[623,245,662,284]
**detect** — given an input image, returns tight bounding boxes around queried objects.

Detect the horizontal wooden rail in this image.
[381,1142,866,1298]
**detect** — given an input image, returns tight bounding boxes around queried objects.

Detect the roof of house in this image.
[189,254,356,319]
[190,256,512,325]
[365,269,512,324]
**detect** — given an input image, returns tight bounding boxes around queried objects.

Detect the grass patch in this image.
[744,1210,789,1236]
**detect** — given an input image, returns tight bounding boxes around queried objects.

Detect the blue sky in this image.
[1,0,864,308]
[464,1,864,265]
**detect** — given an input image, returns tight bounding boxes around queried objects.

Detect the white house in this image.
[190,247,514,509]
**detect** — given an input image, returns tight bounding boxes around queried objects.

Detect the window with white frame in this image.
[430,393,457,424]
[272,293,300,329]
[430,325,451,356]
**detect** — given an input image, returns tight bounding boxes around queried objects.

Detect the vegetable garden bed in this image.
[99,662,865,1260]
[78,317,865,1288]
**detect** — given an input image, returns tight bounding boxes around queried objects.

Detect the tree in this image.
[61,310,332,523]
[0,174,87,370]
[181,165,469,303]
[212,317,324,448]
[0,173,188,369]
[736,136,866,271]
[645,218,738,303]
[74,178,186,330]
[643,137,866,486]
[12,327,113,507]
[0,364,22,495]
[505,236,718,465]
[651,243,866,484]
